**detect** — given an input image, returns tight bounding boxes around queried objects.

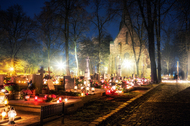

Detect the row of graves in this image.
[0,67,103,102]
[99,73,151,95]
[0,67,151,124]
[0,66,151,107]
[0,67,102,124]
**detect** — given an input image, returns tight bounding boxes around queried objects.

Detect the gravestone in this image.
[85,57,91,80]
[103,74,111,80]
[0,75,5,85]
[38,67,45,76]
[92,73,100,82]
[32,74,43,94]
[47,79,55,90]
[32,67,45,94]
[96,74,100,81]
[64,76,75,91]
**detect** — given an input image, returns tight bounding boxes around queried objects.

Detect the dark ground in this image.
[106,83,190,126]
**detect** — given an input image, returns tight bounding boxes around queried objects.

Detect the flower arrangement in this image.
[43,94,57,102]
[4,83,17,92]
[75,78,84,86]
[21,89,33,95]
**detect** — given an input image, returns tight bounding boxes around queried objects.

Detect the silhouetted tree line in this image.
[0,0,189,83]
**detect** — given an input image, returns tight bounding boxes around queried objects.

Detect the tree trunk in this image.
[65,3,70,76]
[157,0,161,83]
[136,61,139,77]
[149,32,158,83]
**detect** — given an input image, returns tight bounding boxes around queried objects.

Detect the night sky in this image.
[0,0,120,39]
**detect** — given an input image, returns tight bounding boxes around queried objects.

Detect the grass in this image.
[67,90,142,122]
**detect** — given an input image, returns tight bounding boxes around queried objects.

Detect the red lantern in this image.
[34,96,38,101]
[59,97,62,102]
[44,95,47,99]
[106,90,111,95]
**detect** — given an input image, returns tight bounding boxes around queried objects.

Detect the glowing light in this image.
[91,87,95,92]
[105,67,108,71]
[162,80,190,83]
[25,95,30,101]
[86,87,89,91]
[4,99,8,105]
[106,90,111,95]
[64,98,68,102]
[84,81,86,85]
[55,80,59,84]
[126,85,132,89]
[44,95,47,99]
[1,89,6,93]
[59,97,62,101]
[44,79,47,84]
[81,87,84,90]
[34,96,38,101]
[112,86,116,90]
[10,67,14,71]
[74,86,77,90]
[2,110,6,120]
[8,107,17,124]
[56,61,65,69]
[57,100,60,103]
[81,93,85,96]
[122,59,132,68]
[115,90,123,93]
[115,80,118,83]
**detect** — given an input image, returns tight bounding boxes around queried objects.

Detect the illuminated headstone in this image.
[84,57,91,87]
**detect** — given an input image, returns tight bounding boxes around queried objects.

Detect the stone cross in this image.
[38,67,45,76]
[46,67,52,79]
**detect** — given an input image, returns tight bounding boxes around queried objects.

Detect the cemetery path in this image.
[107,82,190,126]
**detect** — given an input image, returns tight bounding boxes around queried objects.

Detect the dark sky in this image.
[0,0,119,39]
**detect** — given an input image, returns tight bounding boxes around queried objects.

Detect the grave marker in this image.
[64,76,74,91]
[85,57,90,83]
[47,79,55,90]
[38,67,45,76]
[33,67,45,94]
[46,67,52,79]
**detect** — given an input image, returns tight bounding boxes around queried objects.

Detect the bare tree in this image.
[0,5,34,75]
[91,0,116,74]
[36,1,62,69]
[121,0,147,77]
[70,5,90,76]
[52,0,89,76]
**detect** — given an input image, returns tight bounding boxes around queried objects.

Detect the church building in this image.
[108,9,151,78]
